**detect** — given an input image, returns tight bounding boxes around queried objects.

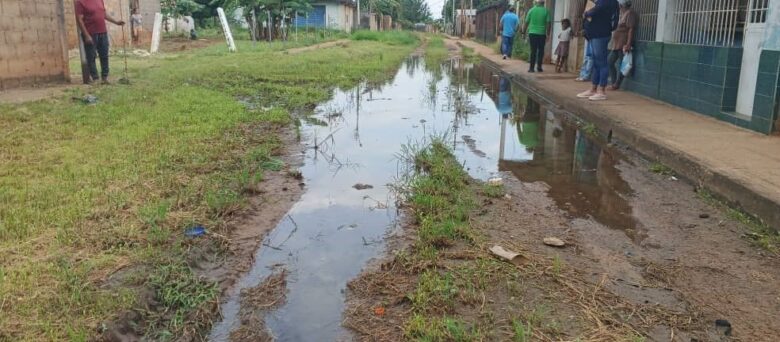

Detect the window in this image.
[670,0,749,47]
[633,0,659,41]
[749,0,769,24]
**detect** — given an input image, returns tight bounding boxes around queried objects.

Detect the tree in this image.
[161,0,205,18]
[224,0,314,40]
[399,0,431,24]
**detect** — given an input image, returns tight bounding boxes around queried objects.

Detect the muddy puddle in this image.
[210,56,640,340]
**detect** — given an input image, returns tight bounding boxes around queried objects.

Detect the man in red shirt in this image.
[75,0,125,84]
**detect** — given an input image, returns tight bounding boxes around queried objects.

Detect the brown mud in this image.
[95,126,303,342]
[229,268,289,341]
[343,127,780,341]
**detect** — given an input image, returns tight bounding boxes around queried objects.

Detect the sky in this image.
[428,0,446,19]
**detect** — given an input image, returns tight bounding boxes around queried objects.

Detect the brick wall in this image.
[64,0,158,49]
[0,0,70,89]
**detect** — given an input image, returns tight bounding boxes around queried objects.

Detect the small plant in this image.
[483,183,506,198]
[552,255,564,276]
[581,122,599,137]
[697,189,778,252]
[649,162,674,176]
[512,319,531,342]
[409,270,457,313]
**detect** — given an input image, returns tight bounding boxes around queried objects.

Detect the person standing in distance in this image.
[522,0,551,73]
[499,6,520,60]
[76,0,125,84]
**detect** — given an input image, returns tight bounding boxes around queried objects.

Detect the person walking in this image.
[76,0,126,84]
[607,0,638,90]
[499,7,520,60]
[522,0,551,73]
[577,0,619,101]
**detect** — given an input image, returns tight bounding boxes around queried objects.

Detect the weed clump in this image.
[350,30,419,45]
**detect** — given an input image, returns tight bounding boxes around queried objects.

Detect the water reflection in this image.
[211,57,644,342]
[480,67,643,241]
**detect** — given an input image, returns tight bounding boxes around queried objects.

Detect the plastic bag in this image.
[620,52,633,76]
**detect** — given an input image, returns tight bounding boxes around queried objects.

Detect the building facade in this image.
[294,0,356,32]
[477,0,780,134]
[623,0,779,134]
[0,0,70,89]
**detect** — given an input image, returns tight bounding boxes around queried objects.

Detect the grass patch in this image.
[405,314,481,342]
[697,189,779,252]
[1,36,416,340]
[461,47,481,63]
[649,162,674,176]
[482,183,506,198]
[351,30,419,45]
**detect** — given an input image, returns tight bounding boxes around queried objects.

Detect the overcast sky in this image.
[428,0,446,19]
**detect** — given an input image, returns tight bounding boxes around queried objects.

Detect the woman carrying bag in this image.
[608,0,638,90]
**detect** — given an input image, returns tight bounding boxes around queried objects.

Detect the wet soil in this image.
[342,63,780,341]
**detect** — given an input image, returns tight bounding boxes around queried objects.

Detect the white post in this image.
[150,12,163,53]
[217,7,237,52]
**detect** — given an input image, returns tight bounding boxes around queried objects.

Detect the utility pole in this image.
[460,0,465,37]
[451,0,455,35]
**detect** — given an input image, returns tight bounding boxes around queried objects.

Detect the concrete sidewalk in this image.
[455,38,780,231]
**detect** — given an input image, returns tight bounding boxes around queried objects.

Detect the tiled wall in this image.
[623,41,662,98]
[623,42,778,134]
[751,50,780,134]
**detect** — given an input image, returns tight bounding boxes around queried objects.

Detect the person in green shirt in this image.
[522,0,551,73]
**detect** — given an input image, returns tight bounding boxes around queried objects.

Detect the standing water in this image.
[210,55,638,340]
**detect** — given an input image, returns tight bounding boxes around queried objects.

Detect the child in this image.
[555,19,572,73]
[131,9,143,44]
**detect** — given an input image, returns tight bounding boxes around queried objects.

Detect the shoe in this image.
[577,90,596,98]
[588,93,607,101]
[537,67,543,72]
[101,78,111,85]
[502,55,507,60]
[528,68,535,73]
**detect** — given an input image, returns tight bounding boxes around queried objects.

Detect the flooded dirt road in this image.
[211,51,780,341]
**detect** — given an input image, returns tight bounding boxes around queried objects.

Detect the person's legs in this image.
[93,33,110,81]
[501,36,509,57]
[528,35,540,71]
[536,35,546,71]
[506,36,515,57]
[608,49,624,88]
[84,36,99,81]
[577,42,593,80]
[589,37,610,99]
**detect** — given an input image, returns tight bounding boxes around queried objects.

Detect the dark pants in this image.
[608,49,625,88]
[501,35,515,57]
[85,32,110,81]
[528,34,546,70]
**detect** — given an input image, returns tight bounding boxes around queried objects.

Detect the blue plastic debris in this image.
[185,225,207,237]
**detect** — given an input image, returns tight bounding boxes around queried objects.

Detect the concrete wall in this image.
[325,3,354,32]
[0,0,70,89]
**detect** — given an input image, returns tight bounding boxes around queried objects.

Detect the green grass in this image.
[0,35,416,340]
[350,30,419,45]
[649,162,674,176]
[512,319,531,342]
[405,314,481,342]
[482,183,506,198]
[697,189,779,252]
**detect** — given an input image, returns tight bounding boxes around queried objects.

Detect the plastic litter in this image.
[489,245,527,266]
[487,177,503,186]
[620,52,633,76]
[185,225,207,237]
